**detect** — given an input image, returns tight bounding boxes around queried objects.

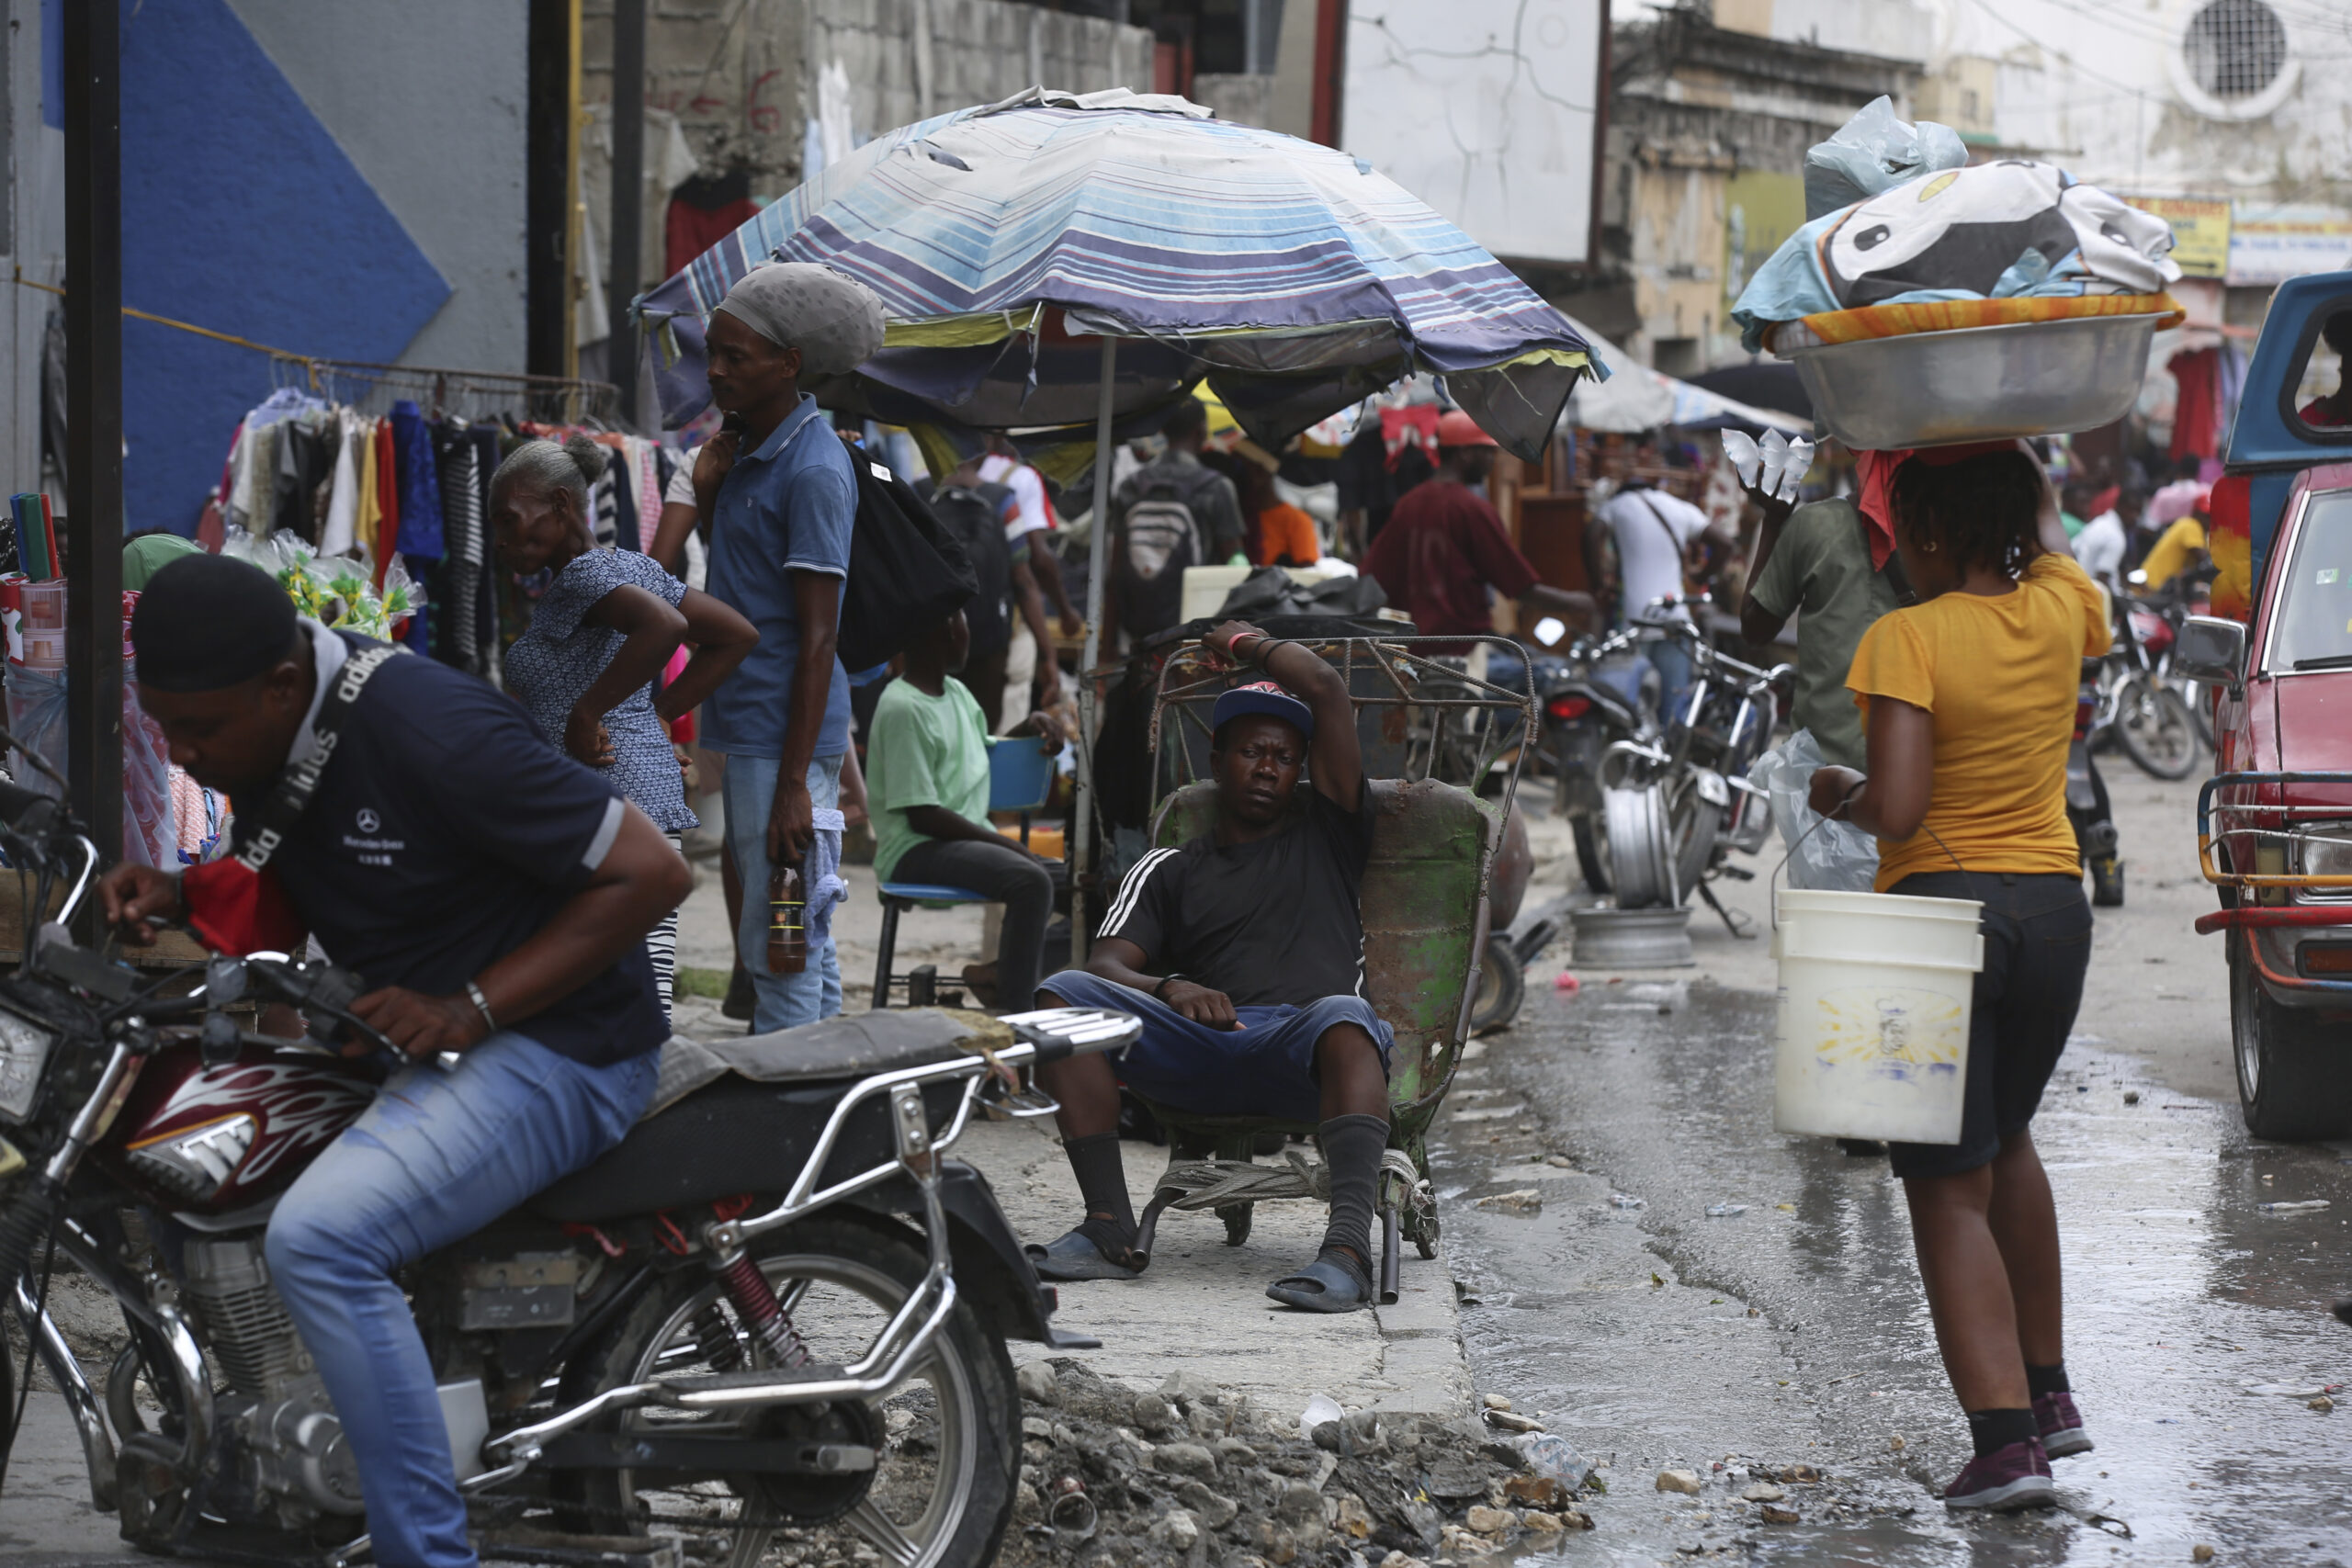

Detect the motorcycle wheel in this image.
[1667,780,1723,908]
[2114,676,2200,781]
[561,1214,1017,1568]
[2175,676,2217,750]
[1571,814,1611,895]
[1467,935,1524,1035]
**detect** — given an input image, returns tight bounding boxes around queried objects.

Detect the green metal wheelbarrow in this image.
[1123,636,1532,1303]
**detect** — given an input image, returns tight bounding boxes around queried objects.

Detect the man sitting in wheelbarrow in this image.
[1026,620,1394,1313]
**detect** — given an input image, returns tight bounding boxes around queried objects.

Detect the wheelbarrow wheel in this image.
[1218,1203,1253,1247]
[1469,934,1524,1035]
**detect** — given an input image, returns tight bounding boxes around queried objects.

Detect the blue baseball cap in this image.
[1211,680,1314,742]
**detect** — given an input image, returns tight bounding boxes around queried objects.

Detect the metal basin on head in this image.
[1786,312,2165,451]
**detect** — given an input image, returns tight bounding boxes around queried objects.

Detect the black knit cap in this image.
[130,553,299,693]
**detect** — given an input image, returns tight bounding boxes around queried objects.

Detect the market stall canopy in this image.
[639,87,1600,464]
[1559,313,1810,435]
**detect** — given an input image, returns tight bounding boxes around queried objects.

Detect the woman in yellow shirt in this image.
[1808,443,2109,1513]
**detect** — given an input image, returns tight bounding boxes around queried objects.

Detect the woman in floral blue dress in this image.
[493,435,757,1016]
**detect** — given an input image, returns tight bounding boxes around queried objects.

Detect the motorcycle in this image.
[1539,630,1656,894]
[1590,599,1791,921]
[0,779,1137,1567]
[2097,580,2202,782]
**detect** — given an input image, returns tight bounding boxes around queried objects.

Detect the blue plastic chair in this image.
[870,738,1059,1010]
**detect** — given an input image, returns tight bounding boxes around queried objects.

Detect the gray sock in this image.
[1317,1113,1389,1263]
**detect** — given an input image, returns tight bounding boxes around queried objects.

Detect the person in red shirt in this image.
[1364,411,1595,642]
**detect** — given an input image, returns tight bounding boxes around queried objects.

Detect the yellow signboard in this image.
[1724,170,1808,307]
[2127,196,2231,279]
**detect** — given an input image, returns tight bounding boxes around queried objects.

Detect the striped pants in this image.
[647,831,684,1022]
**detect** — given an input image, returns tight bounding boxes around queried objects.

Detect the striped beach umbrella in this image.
[639,87,1600,465]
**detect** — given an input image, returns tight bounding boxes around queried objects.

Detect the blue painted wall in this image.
[113,0,449,535]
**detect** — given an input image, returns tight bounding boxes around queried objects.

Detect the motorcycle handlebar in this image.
[0,780,53,829]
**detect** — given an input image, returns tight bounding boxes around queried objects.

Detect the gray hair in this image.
[491,434,605,507]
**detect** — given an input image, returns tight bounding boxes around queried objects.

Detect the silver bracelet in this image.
[465,981,497,1033]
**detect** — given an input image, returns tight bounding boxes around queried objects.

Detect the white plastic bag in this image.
[1802,95,1968,220]
[1747,728,1877,892]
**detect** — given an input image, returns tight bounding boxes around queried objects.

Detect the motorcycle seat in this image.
[532,1010,1005,1223]
[530,1072,967,1224]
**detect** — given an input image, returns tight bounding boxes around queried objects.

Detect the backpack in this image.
[915,479,1015,653]
[837,450,978,671]
[1112,468,1218,638]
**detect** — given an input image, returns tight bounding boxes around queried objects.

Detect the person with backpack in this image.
[916,454,1063,729]
[694,261,886,1031]
[1101,398,1246,649]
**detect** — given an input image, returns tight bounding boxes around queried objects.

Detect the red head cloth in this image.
[1853,440,2034,569]
[1378,405,1441,472]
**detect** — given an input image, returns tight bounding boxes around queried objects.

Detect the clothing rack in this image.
[267,354,619,427]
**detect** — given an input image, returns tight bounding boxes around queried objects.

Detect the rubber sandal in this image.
[1265,1248,1374,1314]
[1025,1228,1144,1281]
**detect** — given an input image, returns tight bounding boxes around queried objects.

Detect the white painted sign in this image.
[1341,0,1603,266]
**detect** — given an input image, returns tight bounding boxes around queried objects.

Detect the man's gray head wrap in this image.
[715,263,887,376]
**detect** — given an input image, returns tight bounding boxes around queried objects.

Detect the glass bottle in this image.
[767,863,807,975]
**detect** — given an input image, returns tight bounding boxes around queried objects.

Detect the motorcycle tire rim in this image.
[614,1250,978,1566]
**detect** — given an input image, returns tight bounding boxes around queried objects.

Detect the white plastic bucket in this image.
[1771,888,1984,1145]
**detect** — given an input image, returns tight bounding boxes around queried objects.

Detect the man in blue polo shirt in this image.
[101,553,689,1568]
[692,263,886,1028]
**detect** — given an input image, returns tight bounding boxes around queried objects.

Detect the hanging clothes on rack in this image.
[216,360,617,689]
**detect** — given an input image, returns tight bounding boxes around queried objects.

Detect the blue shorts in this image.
[1036,970,1393,1123]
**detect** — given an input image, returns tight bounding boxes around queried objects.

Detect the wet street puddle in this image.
[1432,979,2352,1564]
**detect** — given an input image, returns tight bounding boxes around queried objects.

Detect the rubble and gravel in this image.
[1000,1359,1600,1568]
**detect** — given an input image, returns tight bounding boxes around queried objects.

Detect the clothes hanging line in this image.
[267,354,618,426]
[12,269,618,426]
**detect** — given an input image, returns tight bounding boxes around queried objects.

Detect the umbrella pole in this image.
[1070,334,1117,967]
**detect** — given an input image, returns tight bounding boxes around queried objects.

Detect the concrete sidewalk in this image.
[669,838,1475,1425]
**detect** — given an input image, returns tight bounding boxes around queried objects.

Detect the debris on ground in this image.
[1703,1203,1747,1217]
[1475,1189,1543,1215]
[1002,1359,1602,1567]
[1610,1192,1646,1210]
[1656,1469,1702,1495]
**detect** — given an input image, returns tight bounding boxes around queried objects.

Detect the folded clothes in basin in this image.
[1733,159,2182,355]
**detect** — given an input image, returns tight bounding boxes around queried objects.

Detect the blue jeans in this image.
[266,1035,657,1568]
[723,751,845,1031]
[1036,969,1393,1122]
[1643,637,1694,729]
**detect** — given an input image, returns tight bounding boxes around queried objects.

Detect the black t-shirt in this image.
[1098,786,1374,1005]
[232,633,667,1066]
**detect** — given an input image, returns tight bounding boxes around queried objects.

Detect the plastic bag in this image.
[1803,95,1967,220]
[1747,728,1877,892]
[4,660,174,867]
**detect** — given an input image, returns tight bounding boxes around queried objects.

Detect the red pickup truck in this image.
[2178,268,2352,1140]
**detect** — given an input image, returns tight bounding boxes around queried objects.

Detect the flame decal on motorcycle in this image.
[149,1066,372,1186]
